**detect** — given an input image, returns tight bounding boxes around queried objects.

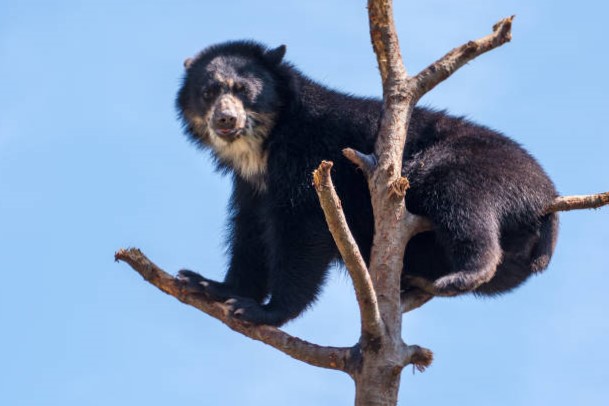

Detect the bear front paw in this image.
[224,297,282,326]
[176,269,232,301]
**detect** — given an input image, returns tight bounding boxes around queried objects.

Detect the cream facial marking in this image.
[213,94,246,130]
[206,109,275,191]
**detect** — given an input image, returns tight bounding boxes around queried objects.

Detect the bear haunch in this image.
[176,40,559,326]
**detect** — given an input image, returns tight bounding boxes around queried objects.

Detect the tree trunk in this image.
[354,371,401,406]
[351,335,408,406]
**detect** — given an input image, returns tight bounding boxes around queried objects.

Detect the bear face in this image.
[177,43,287,190]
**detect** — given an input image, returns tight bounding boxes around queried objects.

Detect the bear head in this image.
[176,41,287,190]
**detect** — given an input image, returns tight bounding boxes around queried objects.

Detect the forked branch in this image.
[354,15,518,181]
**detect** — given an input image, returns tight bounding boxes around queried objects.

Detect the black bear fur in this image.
[175,41,559,326]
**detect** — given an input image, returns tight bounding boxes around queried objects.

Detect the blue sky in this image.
[1,1,608,405]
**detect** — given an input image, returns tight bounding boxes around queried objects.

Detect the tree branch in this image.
[368,0,408,87]
[547,192,609,213]
[367,0,411,171]
[114,248,352,372]
[413,16,514,100]
[400,344,434,373]
[343,148,377,176]
[312,161,383,339]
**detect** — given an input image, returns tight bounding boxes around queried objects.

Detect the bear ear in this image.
[183,57,194,70]
[265,45,287,65]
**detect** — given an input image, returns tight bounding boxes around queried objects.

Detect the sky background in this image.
[1,1,608,405]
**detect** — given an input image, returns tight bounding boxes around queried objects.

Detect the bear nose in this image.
[214,111,237,130]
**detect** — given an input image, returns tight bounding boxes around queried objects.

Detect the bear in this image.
[175,40,559,326]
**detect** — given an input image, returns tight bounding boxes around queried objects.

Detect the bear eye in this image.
[200,84,219,100]
[201,89,212,100]
[233,83,250,98]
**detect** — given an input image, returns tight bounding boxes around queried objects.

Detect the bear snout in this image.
[211,95,246,139]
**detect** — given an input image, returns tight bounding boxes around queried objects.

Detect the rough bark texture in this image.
[547,192,609,213]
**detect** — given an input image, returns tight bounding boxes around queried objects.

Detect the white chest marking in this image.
[209,130,268,190]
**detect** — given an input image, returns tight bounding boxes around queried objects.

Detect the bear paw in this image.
[432,273,479,296]
[176,269,232,301]
[224,298,282,326]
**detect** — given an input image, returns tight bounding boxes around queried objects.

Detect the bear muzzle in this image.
[211,95,247,141]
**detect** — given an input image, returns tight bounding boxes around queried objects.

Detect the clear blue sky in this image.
[1,1,608,405]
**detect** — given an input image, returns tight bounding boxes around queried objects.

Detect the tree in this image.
[115,2,609,405]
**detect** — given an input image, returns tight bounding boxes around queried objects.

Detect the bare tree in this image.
[116,1,609,405]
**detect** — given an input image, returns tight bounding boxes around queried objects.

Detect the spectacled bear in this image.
[176,40,559,326]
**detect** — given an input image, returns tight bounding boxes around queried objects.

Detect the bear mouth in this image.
[214,127,245,141]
